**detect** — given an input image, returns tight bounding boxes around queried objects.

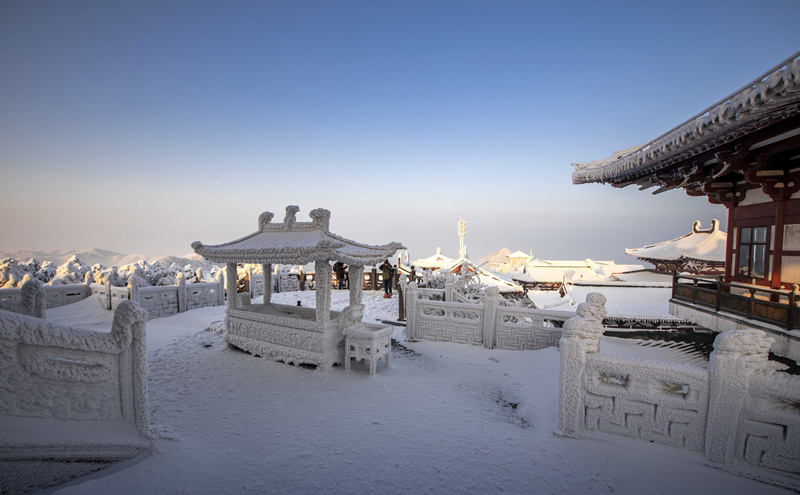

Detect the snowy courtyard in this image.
[36,291,791,495]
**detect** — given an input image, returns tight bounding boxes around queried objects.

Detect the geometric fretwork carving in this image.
[582,354,709,451]
[416,308,483,346]
[494,327,560,350]
[739,371,800,475]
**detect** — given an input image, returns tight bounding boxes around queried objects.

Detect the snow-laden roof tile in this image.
[572,53,800,185]
[625,220,726,263]
[192,207,404,266]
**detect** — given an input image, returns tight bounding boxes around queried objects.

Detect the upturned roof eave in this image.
[572,53,800,185]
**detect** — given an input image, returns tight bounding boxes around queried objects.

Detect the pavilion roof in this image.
[192,206,404,266]
[572,53,800,186]
[625,220,726,263]
[411,248,456,269]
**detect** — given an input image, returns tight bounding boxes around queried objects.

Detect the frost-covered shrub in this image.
[0,258,26,288]
[35,261,56,283]
[48,256,92,285]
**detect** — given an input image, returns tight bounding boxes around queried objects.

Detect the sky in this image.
[1,0,798,264]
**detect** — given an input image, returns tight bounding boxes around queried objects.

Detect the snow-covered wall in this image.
[405,283,571,350]
[0,301,152,491]
[557,294,800,490]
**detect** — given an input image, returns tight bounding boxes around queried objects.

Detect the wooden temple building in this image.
[572,52,800,360]
[192,206,404,368]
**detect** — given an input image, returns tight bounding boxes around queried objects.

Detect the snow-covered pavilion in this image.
[625,219,726,274]
[192,206,404,368]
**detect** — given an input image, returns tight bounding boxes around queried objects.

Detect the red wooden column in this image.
[772,199,785,289]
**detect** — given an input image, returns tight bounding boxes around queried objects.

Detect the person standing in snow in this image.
[333,261,347,289]
[379,259,394,298]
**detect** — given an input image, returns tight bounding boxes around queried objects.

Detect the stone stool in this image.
[343,324,393,375]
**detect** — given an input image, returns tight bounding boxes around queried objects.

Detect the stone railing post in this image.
[555,292,606,438]
[177,272,187,313]
[445,272,455,302]
[705,329,774,466]
[128,278,139,305]
[84,271,93,299]
[406,282,418,340]
[482,287,499,349]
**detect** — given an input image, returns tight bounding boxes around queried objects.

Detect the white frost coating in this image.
[343,324,393,375]
[0,279,46,318]
[405,283,573,350]
[557,304,800,490]
[195,206,400,370]
[192,206,405,266]
[556,292,607,438]
[0,300,153,478]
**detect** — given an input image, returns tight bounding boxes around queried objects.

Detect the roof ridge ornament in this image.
[283,205,300,231]
[692,219,719,234]
[309,208,331,232]
[258,211,274,232]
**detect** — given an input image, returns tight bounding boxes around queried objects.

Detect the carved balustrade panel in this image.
[738,370,800,474]
[495,307,566,350]
[415,301,484,346]
[582,353,710,451]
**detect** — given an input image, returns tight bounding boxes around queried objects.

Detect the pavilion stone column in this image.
[262,263,273,304]
[315,260,331,324]
[705,329,774,466]
[349,265,365,307]
[555,292,606,438]
[226,263,238,310]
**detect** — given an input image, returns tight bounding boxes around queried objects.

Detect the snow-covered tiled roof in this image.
[507,250,531,259]
[625,220,726,263]
[572,52,800,185]
[192,206,404,266]
[411,248,456,269]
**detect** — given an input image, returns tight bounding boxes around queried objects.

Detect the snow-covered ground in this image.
[528,285,674,318]
[41,291,791,495]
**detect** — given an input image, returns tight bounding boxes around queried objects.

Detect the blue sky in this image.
[1,1,798,263]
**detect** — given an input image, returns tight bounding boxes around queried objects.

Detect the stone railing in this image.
[246,270,302,299]
[0,273,226,321]
[0,281,91,310]
[405,283,574,350]
[0,301,153,493]
[0,279,47,318]
[90,274,225,319]
[557,292,800,491]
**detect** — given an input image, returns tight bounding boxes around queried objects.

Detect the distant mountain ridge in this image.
[0,248,215,269]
